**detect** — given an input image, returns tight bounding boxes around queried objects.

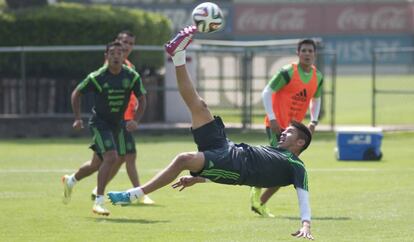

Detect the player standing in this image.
[89,31,154,204]
[62,41,147,216]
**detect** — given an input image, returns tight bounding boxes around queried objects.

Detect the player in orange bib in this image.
[250,39,323,217]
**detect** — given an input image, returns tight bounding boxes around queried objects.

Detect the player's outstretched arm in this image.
[291,220,313,240]
[292,187,314,240]
[171,175,206,191]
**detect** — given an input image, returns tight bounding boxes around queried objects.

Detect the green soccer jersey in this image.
[268,63,324,98]
[76,64,146,126]
[241,145,308,191]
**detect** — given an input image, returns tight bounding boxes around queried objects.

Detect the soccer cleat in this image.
[107,191,131,206]
[250,187,262,209]
[251,204,275,218]
[250,187,275,218]
[164,25,197,56]
[92,202,110,216]
[62,175,73,205]
[139,195,155,205]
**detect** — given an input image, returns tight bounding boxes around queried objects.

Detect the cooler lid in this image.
[335,126,383,134]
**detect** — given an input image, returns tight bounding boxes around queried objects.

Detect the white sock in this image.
[127,187,144,202]
[67,174,77,188]
[92,187,97,195]
[172,51,186,66]
[95,195,104,204]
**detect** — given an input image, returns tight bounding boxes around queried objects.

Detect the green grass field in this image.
[1,131,414,241]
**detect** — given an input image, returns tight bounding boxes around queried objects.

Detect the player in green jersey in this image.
[87,31,154,205]
[107,26,314,240]
[62,41,147,216]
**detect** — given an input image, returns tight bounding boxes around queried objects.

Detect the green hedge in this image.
[0,3,171,77]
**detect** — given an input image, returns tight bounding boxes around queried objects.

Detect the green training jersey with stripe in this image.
[239,144,308,191]
[76,64,146,126]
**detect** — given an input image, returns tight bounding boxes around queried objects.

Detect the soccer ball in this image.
[191,2,224,33]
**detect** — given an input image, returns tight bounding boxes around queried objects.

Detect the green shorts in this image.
[89,120,136,159]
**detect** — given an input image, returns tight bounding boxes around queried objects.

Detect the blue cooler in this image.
[335,127,383,161]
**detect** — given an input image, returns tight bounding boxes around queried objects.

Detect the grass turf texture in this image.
[0,131,413,241]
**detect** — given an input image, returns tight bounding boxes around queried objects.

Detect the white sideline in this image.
[0,168,413,173]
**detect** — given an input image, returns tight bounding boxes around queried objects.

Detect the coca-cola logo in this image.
[337,7,407,31]
[237,8,306,32]
[371,7,406,29]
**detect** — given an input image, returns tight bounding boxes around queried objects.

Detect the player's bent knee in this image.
[191,98,208,110]
[174,152,197,169]
[191,99,211,116]
[200,99,208,109]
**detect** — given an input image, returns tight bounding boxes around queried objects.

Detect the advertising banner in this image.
[234,3,414,35]
[323,35,413,65]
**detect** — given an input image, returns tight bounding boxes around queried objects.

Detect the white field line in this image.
[0,168,413,173]
[0,169,160,173]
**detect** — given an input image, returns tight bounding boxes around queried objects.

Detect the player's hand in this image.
[269,119,281,136]
[72,119,84,130]
[308,122,316,134]
[171,176,201,191]
[126,120,139,132]
[291,223,314,240]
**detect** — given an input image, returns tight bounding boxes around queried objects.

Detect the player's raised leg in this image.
[107,26,213,205]
[165,25,214,129]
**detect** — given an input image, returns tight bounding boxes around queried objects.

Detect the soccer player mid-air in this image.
[107,26,314,239]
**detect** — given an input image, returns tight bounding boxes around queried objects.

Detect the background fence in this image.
[188,39,337,129]
[0,45,165,122]
[0,42,337,137]
[371,47,414,126]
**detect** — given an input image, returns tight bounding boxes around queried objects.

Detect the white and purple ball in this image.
[191,2,224,33]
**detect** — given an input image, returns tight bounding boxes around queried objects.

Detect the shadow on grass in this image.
[279,216,351,221]
[87,217,170,224]
[123,203,164,208]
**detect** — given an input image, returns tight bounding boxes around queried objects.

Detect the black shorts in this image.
[191,116,228,151]
[190,116,244,185]
[89,119,136,160]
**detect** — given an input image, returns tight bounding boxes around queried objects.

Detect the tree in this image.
[6,0,49,9]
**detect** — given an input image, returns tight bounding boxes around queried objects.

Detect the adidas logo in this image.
[208,160,214,168]
[292,89,307,102]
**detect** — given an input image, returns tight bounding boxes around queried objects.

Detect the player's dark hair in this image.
[105,41,123,53]
[117,30,135,39]
[290,120,312,152]
[297,39,316,52]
